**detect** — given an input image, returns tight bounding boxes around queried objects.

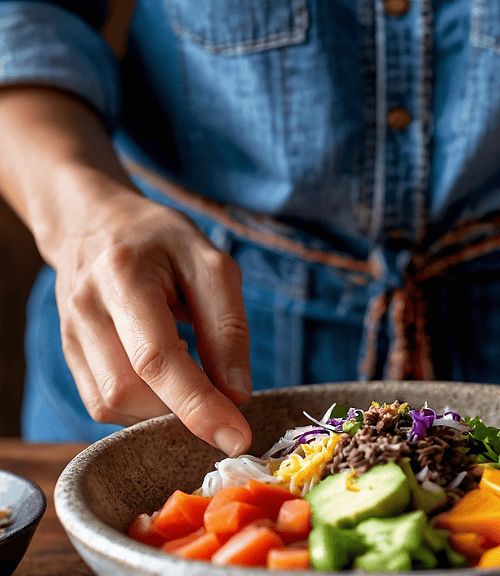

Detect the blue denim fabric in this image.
[4,0,500,440]
[0,1,119,129]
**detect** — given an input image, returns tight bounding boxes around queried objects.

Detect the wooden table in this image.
[0,439,94,576]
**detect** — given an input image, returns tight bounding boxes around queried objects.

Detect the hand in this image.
[54,184,253,456]
[0,86,252,455]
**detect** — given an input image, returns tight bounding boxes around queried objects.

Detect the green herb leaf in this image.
[465,416,500,464]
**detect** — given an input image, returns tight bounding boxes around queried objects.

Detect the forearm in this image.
[0,85,252,456]
[0,86,138,267]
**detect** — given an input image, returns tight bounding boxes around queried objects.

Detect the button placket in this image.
[382,0,423,240]
[385,0,411,133]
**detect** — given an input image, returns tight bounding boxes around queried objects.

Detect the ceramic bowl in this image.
[0,469,46,575]
[55,381,500,576]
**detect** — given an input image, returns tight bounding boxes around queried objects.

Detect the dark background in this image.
[0,196,43,436]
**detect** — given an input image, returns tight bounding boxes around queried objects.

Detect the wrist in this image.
[0,86,141,267]
[30,161,141,269]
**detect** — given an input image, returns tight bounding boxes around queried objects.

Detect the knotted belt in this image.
[358,216,500,382]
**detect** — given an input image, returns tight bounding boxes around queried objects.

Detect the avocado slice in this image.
[305,461,410,528]
[355,509,427,553]
[308,524,350,571]
[354,510,438,570]
[354,548,413,572]
[309,523,368,571]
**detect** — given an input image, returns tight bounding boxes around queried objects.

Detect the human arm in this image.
[0,84,253,456]
[0,3,253,455]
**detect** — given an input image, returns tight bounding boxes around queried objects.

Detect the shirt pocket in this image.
[470,0,500,54]
[165,0,309,55]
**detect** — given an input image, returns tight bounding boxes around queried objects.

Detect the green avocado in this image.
[354,548,413,572]
[308,524,363,571]
[305,461,410,528]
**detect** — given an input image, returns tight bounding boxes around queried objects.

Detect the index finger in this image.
[98,250,253,456]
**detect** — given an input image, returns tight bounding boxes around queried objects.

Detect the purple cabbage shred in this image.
[440,410,461,422]
[295,429,329,444]
[409,408,436,441]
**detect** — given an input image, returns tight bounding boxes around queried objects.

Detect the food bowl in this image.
[0,469,47,575]
[54,381,500,576]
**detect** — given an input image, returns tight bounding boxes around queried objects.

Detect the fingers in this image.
[61,282,171,423]
[60,321,141,428]
[175,241,253,405]
[56,208,254,456]
[92,244,253,456]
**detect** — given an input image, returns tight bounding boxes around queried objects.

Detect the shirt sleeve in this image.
[0,1,120,130]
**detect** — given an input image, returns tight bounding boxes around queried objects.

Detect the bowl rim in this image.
[0,469,47,544]
[55,412,251,574]
[54,381,498,575]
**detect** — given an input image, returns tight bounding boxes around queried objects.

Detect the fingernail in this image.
[213,426,247,457]
[227,367,252,399]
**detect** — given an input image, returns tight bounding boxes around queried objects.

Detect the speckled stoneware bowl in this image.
[55,381,500,576]
[0,469,46,575]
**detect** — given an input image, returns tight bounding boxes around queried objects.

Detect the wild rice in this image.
[324,401,478,497]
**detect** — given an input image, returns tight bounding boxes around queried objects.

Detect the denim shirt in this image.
[4,1,500,441]
[2,0,498,250]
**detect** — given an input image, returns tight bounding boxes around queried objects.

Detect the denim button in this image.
[387,107,412,131]
[385,0,410,17]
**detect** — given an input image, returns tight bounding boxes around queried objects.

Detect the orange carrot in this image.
[267,547,311,570]
[170,491,212,526]
[152,490,211,539]
[126,513,167,548]
[204,501,268,535]
[161,527,206,553]
[212,523,284,566]
[245,479,298,520]
[434,488,500,543]
[275,499,311,543]
[173,531,221,561]
[204,486,255,516]
[478,544,500,568]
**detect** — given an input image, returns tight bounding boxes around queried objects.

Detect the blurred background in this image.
[0,197,43,436]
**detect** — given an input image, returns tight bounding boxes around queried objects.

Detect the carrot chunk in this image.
[275,499,311,543]
[245,479,298,520]
[267,547,311,570]
[212,524,284,566]
[173,531,221,561]
[204,501,268,535]
[161,527,206,553]
[204,486,255,516]
[152,490,211,539]
[169,490,212,526]
[126,513,167,548]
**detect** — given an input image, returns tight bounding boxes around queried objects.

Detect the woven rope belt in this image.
[358,215,500,382]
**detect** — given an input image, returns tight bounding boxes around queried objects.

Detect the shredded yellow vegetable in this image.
[274,432,341,496]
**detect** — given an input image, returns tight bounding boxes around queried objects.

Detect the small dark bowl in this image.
[0,469,47,575]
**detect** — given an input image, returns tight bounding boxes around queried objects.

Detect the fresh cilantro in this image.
[329,404,349,418]
[464,416,500,467]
